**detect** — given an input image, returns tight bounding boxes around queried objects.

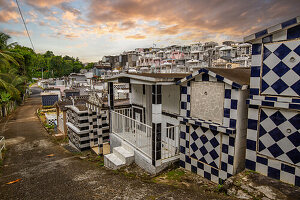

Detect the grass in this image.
[244,169,257,175]
[165,168,185,181]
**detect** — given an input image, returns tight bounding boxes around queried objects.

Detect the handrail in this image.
[111,110,152,158]
[111,110,152,129]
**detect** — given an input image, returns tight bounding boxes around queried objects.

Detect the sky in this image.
[0,0,299,63]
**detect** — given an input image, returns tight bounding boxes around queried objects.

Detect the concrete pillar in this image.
[63,111,67,137]
[108,82,114,110]
[108,82,114,134]
[151,85,162,166]
[56,105,59,127]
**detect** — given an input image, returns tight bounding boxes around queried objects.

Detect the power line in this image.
[15,0,35,52]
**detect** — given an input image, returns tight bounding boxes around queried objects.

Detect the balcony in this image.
[111,110,180,160]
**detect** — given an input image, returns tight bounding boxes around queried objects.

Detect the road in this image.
[0,87,229,200]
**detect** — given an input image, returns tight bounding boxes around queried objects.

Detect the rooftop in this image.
[106,73,189,84]
[177,67,250,88]
[55,96,88,111]
[128,73,188,79]
[208,67,250,86]
[244,16,300,42]
[64,89,80,93]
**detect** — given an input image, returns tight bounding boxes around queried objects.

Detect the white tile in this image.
[247,129,258,141]
[280,171,295,185]
[244,34,255,42]
[251,55,262,66]
[267,158,281,170]
[197,167,204,176]
[256,163,268,176]
[272,30,287,42]
[250,77,260,89]
[246,149,257,161]
[267,24,282,34]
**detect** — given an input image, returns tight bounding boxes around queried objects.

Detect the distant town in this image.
[85,40,251,76]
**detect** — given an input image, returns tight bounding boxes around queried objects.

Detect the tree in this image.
[0,32,27,104]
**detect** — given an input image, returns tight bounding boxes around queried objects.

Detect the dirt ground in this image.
[0,87,233,200]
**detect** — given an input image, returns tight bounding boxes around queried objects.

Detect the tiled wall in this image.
[179,123,236,184]
[67,106,109,152]
[246,107,300,186]
[178,73,244,183]
[246,23,300,186]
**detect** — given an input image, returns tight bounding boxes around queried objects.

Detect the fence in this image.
[161,125,180,160]
[115,107,132,117]
[111,110,152,158]
[0,136,5,160]
[0,101,17,118]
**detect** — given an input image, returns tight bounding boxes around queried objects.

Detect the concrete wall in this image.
[162,85,180,115]
[190,82,225,124]
[131,84,146,107]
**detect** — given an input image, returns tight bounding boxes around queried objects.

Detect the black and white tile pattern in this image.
[245,17,300,186]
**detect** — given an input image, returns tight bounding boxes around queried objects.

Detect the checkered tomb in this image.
[261,40,300,97]
[258,108,300,166]
[190,125,221,169]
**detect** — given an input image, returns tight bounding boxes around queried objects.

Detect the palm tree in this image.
[0,32,27,116]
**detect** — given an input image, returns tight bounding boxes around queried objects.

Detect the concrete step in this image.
[104,153,125,170]
[113,146,134,164]
[121,141,134,154]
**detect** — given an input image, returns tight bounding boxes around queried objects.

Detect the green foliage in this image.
[44,123,54,129]
[0,31,87,104]
[0,91,11,103]
[216,184,224,191]
[165,169,185,181]
[85,62,95,70]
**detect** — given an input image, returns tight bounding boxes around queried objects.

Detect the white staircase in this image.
[104,141,134,170]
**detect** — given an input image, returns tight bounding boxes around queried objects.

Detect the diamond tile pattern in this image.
[189,125,221,169]
[258,108,300,166]
[261,40,300,96]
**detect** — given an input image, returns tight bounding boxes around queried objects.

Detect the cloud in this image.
[0,0,19,23]
[24,0,73,8]
[3,29,26,37]
[125,34,146,39]
[86,0,300,40]
[62,11,77,21]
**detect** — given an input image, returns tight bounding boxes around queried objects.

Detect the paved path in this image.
[0,87,229,200]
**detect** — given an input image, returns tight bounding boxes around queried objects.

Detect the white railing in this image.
[161,125,180,159]
[115,108,132,118]
[0,136,5,159]
[111,111,152,158]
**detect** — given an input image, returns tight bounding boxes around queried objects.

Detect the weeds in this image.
[165,169,185,181]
